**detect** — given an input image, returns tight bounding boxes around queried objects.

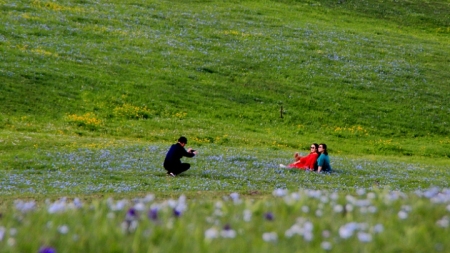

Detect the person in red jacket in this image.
[280,143,319,170]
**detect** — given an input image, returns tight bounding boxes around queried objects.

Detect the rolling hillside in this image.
[0,0,449,157]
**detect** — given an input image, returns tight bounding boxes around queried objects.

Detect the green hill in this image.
[1,0,449,158]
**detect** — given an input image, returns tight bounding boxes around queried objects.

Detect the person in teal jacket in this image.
[317,143,332,173]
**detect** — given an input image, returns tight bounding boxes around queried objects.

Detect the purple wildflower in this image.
[223,223,231,231]
[123,208,139,233]
[173,208,182,217]
[39,246,56,253]
[221,224,236,238]
[264,212,274,221]
[125,208,138,222]
[148,207,158,221]
[127,208,137,216]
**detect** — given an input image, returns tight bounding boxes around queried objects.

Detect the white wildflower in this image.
[58,225,69,234]
[436,216,449,228]
[320,196,329,203]
[357,188,366,195]
[333,204,343,213]
[178,195,186,204]
[304,221,313,232]
[229,192,239,201]
[167,199,177,208]
[401,205,412,212]
[7,238,15,246]
[357,232,372,242]
[213,209,223,217]
[307,190,322,199]
[398,211,408,219]
[373,224,384,233]
[107,212,115,219]
[303,231,313,241]
[339,222,359,239]
[321,241,332,250]
[424,187,439,198]
[330,192,339,200]
[204,228,219,239]
[290,192,300,201]
[262,232,277,242]
[220,229,236,238]
[243,209,252,222]
[0,227,5,241]
[229,192,241,204]
[215,201,223,209]
[109,199,128,211]
[9,228,17,236]
[273,188,288,197]
[133,202,146,211]
[121,220,138,233]
[14,200,36,213]
[73,198,83,208]
[346,195,356,204]
[48,200,66,213]
[285,224,303,238]
[143,194,155,203]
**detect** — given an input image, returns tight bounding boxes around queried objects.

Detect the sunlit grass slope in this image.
[0,0,449,158]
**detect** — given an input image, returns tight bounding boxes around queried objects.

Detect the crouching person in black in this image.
[163,136,197,177]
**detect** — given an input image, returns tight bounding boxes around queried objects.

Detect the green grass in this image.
[1,0,449,158]
[1,189,450,252]
[0,1,449,251]
[0,136,448,203]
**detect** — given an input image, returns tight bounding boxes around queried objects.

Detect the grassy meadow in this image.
[0,0,449,252]
[1,0,449,156]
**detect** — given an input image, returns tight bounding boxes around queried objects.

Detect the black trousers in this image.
[164,163,191,175]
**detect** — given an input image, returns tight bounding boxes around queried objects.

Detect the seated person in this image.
[280,143,319,170]
[317,143,332,173]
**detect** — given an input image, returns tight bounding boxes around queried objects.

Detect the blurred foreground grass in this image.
[1,188,449,252]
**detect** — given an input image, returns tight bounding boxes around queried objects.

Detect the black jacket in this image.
[163,143,195,166]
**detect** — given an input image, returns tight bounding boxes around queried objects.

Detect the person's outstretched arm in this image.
[183,147,196,158]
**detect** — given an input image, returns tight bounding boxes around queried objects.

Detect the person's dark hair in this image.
[312,143,320,171]
[319,143,328,155]
[312,143,319,154]
[178,136,187,144]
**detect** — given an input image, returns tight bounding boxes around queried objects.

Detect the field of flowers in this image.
[1,0,449,251]
[1,144,449,196]
[1,143,449,252]
[1,187,449,252]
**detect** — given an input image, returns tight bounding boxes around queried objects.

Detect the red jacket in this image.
[289,153,319,170]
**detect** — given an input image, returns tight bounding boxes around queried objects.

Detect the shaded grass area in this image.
[312,0,450,31]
